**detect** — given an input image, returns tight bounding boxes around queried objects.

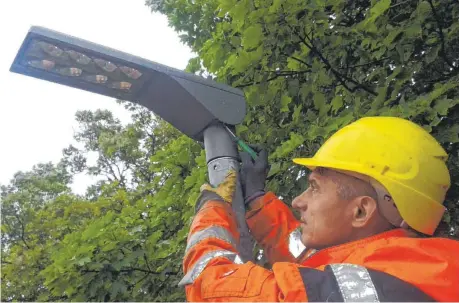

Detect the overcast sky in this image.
[0,0,193,193]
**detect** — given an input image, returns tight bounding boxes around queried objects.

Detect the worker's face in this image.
[292,169,356,250]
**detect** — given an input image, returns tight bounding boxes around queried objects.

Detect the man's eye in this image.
[308,183,317,192]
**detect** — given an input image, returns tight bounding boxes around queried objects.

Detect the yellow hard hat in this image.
[293,116,450,235]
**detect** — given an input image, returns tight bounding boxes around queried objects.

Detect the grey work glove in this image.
[239,145,269,205]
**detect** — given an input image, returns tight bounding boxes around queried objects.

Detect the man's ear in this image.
[351,196,378,228]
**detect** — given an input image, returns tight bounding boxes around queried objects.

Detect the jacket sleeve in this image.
[179,198,307,302]
[246,192,306,264]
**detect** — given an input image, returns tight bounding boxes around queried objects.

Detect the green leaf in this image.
[443,212,451,224]
[287,57,302,70]
[102,241,117,252]
[434,99,458,116]
[237,125,249,134]
[271,132,305,159]
[331,95,343,114]
[270,0,283,12]
[313,92,327,117]
[110,281,127,299]
[293,104,303,123]
[384,29,402,46]
[425,45,440,64]
[280,95,292,112]
[436,124,459,144]
[396,43,406,63]
[405,23,422,38]
[371,0,391,17]
[267,162,281,177]
[76,256,91,266]
[219,0,235,13]
[362,0,391,26]
[233,50,251,73]
[417,1,431,17]
[242,24,263,49]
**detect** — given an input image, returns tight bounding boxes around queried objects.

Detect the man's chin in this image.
[300,230,322,250]
[300,231,312,248]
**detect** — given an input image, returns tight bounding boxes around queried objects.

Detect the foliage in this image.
[2,0,459,301]
[1,163,74,301]
[1,107,204,301]
[149,0,459,237]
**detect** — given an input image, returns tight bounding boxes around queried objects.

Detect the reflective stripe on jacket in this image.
[180,192,459,302]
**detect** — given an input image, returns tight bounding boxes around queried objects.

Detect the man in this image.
[179,116,459,301]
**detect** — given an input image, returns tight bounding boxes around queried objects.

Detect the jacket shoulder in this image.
[298,263,435,302]
[357,235,459,301]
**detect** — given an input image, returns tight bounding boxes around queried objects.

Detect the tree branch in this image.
[14,214,30,249]
[423,67,459,83]
[389,0,414,9]
[143,254,153,273]
[427,0,456,70]
[293,26,377,96]
[112,161,127,188]
[101,156,120,182]
[339,57,391,69]
[82,267,178,275]
[285,54,312,68]
[130,273,149,295]
[134,163,152,183]
[236,70,311,88]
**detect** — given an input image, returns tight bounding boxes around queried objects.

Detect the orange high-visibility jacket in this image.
[180,192,459,302]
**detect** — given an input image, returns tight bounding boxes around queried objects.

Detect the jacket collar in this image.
[300,228,411,265]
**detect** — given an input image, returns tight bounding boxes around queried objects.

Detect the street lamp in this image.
[10,26,254,261]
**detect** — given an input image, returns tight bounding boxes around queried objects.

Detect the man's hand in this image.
[200,170,237,203]
[240,145,269,204]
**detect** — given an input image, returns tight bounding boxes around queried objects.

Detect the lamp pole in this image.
[203,124,253,261]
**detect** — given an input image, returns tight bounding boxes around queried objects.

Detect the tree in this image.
[1,106,203,301]
[39,105,204,301]
[148,0,459,238]
[1,162,75,301]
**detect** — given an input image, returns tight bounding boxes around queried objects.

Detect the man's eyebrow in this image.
[308,175,319,185]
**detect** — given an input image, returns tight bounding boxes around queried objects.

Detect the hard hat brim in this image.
[292,158,319,171]
[292,157,358,172]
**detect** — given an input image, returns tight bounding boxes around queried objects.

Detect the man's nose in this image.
[292,193,307,210]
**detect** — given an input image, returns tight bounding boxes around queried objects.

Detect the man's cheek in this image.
[301,215,315,243]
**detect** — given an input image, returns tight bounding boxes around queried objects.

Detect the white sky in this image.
[0,0,193,194]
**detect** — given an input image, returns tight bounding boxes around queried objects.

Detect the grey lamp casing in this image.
[10,26,255,262]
